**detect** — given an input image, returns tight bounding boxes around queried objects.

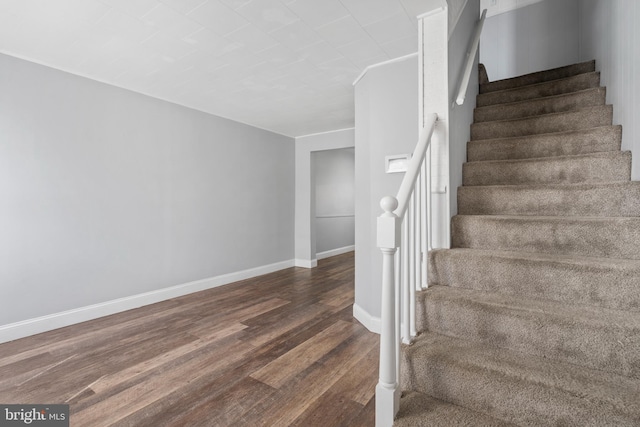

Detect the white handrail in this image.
[455,9,487,106]
[393,113,438,217]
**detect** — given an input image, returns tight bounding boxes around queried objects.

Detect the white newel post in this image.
[376,196,401,427]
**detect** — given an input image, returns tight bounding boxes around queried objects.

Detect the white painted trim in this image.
[0,259,295,344]
[353,303,381,334]
[316,245,355,260]
[294,259,318,268]
[295,127,355,140]
[352,52,418,86]
[417,5,447,20]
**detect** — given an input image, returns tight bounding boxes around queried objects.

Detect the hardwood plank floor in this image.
[0,252,379,426]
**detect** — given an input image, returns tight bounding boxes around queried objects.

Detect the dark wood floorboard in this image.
[0,251,378,426]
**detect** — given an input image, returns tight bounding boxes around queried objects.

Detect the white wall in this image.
[313,148,355,255]
[354,56,419,331]
[480,0,580,81]
[422,4,450,250]
[294,128,354,267]
[0,53,295,337]
[579,0,640,180]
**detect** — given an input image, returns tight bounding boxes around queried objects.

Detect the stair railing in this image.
[455,8,487,106]
[375,112,437,427]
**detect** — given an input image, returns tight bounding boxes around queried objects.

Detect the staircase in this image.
[394,60,640,426]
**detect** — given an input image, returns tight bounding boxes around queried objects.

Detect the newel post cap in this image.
[380,196,398,216]
[377,196,400,249]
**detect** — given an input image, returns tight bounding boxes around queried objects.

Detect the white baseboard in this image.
[294,258,317,268]
[0,259,295,344]
[316,245,355,260]
[353,303,380,334]
[294,246,354,269]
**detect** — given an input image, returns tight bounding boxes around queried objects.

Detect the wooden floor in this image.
[0,252,378,426]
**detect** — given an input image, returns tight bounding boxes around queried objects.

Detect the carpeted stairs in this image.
[394,60,640,426]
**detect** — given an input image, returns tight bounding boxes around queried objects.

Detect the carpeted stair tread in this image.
[463,151,630,186]
[400,332,640,426]
[428,248,640,312]
[470,105,613,140]
[480,60,595,94]
[474,87,606,123]
[394,391,517,427]
[458,181,640,217]
[400,60,640,426]
[467,125,622,161]
[476,71,601,107]
[451,215,640,260]
[418,285,640,378]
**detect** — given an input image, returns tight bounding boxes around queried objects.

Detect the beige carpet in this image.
[396,60,640,426]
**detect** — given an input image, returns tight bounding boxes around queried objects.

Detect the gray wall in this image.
[480,0,580,81]
[313,148,355,254]
[579,0,640,180]
[480,0,640,179]
[0,53,295,326]
[354,56,419,324]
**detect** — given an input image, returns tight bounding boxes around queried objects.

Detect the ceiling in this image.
[0,0,429,137]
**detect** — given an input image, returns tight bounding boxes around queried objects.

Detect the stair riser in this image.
[428,249,640,312]
[418,291,640,379]
[471,105,613,140]
[458,183,640,217]
[401,344,639,426]
[477,72,601,107]
[480,60,595,93]
[451,216,640,260]
[467,126,622,162]
[474,88,606,123]
[395,392,516,427]
[463,152,630,186]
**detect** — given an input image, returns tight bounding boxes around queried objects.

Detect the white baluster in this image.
[376,196,401,427]
[415,174,422,291]
[425,145,432,288]
[409,193,416,339]
[402,215,410,344]
[395,250,401,383]
[393,248,402,378]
